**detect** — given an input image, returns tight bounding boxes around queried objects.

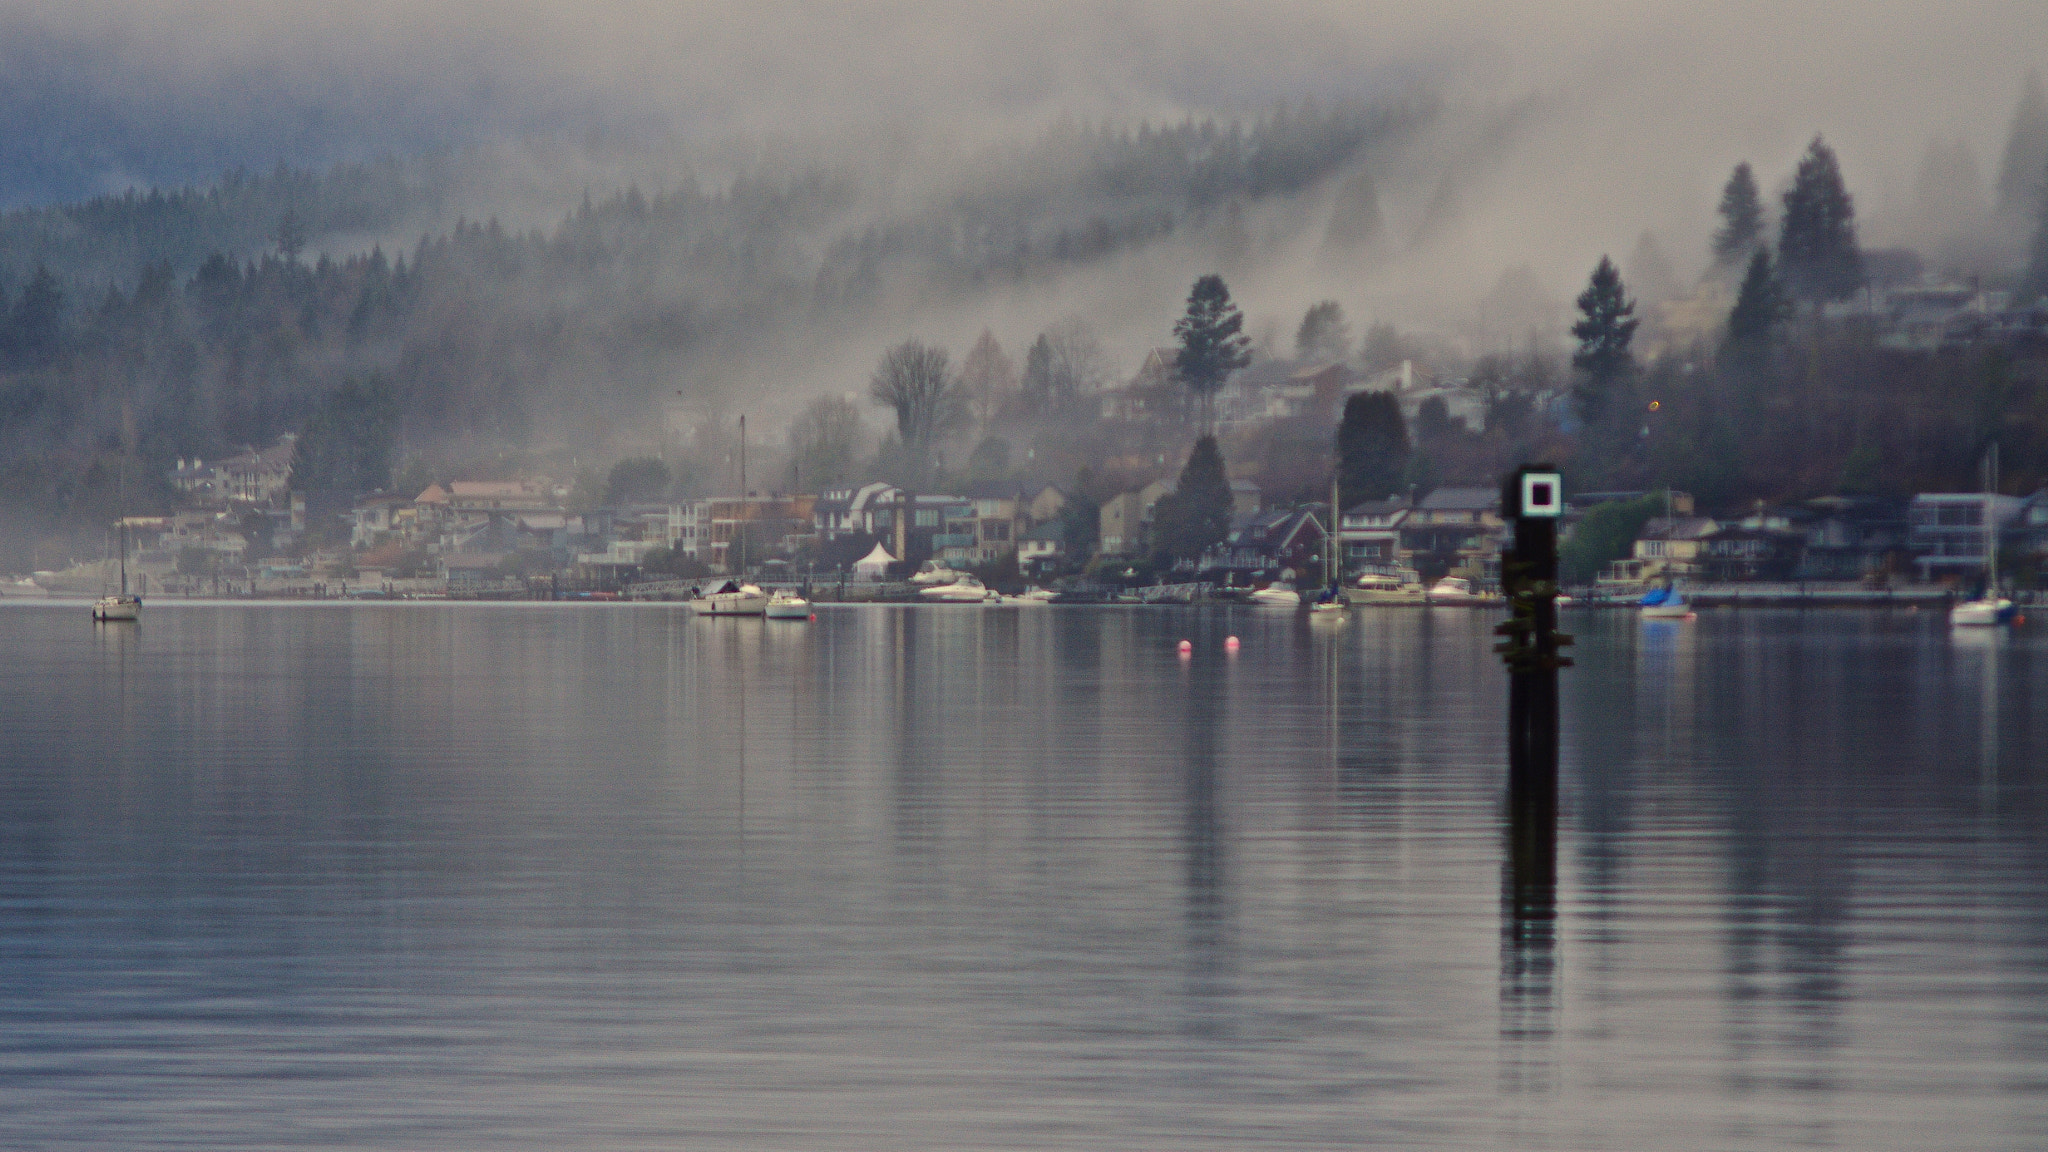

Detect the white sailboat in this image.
[92,523,141,622]
[764,590,812,619]
[1311,476,1345,615]
[692,579,769,616]
[1952,445,2014,627]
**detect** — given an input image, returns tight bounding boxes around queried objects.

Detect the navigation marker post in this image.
[1496,465,1571,916]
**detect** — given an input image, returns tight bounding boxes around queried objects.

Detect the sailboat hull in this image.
[92,595,141,622]
[1950,598,2014,627]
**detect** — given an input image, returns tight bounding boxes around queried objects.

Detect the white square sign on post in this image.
[1519,471,1562,518]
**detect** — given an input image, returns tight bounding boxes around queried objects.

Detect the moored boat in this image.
[1425,576,1495,605]
[1640,584,1691,619]
[1249,581,1300,607]
[920,575,1000,603]
[1353,570,1427,605]
[765,590,812,619]
[692,579,769,616]
[908,561,964,586]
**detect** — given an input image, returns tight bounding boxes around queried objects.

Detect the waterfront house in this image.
[1017,520,1072,571]
[1337,497,1410,568]
[1910,492,2026,582]
[1400,487,1505,582]
[1201,509,1326,582]
[1098,480,1172,556]
[1601,515,1719,585]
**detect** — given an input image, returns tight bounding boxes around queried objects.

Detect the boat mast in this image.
[1985,443,2000,596]
[1328,472,1339,590]
[737,413,747,575]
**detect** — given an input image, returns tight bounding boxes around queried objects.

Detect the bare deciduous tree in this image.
[868,340,963,470]
[957,330,1016,433]
[786,394,867,490]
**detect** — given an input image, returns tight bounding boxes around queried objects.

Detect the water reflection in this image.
[4,604,2048,1150]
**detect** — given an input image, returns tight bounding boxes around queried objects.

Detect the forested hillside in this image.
[0,100,1430,563]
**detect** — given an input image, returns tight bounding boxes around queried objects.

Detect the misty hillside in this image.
[0,101,1431,515]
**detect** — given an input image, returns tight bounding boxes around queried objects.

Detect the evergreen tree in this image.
[1294,300,1350,363]
[1711,162,1765,267]
[1995,70,2048,234]
[605,457,672,505]
[1150,436,1234,564]
[7,264,64,366]
[2024,158,2048,303]
[1726,248,1789,345]
[1021,334,1054,412]
[1335,392,1409,508]
[1569,256,1637,423]
[1172,274,1251,431]
[291,375,398,494]
[1778,137,1864,302]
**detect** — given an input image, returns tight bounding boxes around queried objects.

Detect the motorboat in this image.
[1352,571,1427,605]
[920,575,1000,603]
[1014,586,1058,604]
[908,561,964,586]
[1249,581,1300,608]
[1310,594,1346,617]
[764,590,812,619]
[1425,576,1494,605]
[692,579,769,616]
[1639,583,1691,619]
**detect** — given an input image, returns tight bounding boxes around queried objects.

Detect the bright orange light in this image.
[1647,400,1661,411]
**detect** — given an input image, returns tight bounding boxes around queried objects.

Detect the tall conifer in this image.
[1778,137,1863,302]
[1569,256,1637,423]
[1711,162,1765,268]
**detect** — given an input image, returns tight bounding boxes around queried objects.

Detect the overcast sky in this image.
[1,1,2042,214]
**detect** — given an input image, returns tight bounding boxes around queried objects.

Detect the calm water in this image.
[2,601,2046,1150]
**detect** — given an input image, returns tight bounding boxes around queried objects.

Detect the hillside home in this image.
[1338,497,1410,568]
[1911,492,2026,581]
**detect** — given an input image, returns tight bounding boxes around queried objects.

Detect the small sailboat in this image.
[764,590,812,619]
[92,518,141,623]
[1952,445,2016,628]
[1311,475,1346,615]
[1639,582,1691,619]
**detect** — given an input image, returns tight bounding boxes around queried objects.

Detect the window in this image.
[915,509,939,528]
[982,521,1010,542]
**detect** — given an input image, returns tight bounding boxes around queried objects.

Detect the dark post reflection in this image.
[1180,642,1230,1035]
[1500,769,1559,1090]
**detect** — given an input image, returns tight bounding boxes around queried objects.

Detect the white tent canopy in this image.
[852,543,896,580]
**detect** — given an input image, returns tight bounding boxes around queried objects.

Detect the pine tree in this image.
[1294,300,1349,363]
[1569,256,1637,423]
[2024,159,2048,303]
[1778,137,1864,302]
[1995,70,2048,234]
[1150,435,1234,563]
[1726,248,1788,345]
[1172,274,1251,431]
[1334,392,1409,508]
[1711,162,1765,268]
